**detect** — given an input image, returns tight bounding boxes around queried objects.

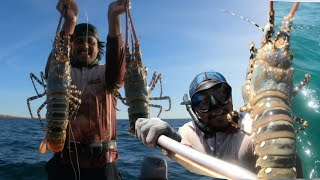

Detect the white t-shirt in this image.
[178,113,256,171]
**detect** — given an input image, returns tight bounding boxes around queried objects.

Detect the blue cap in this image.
[189,70,228,98]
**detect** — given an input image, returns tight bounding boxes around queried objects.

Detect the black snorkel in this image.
[181,94,213,134]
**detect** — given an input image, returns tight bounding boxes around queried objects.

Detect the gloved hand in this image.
[135,118,181,148]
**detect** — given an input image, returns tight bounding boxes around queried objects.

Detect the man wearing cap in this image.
[45,0,128,179]
[136,70,305,177]
[135,70,256,172]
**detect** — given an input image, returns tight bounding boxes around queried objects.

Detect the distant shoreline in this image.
[0,114,188,121]
[0,114,30,119]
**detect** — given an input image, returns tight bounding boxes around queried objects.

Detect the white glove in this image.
[135,118,181,148]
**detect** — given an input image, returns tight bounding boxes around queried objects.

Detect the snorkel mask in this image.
[191,82,231,113]
[181,70,233,134]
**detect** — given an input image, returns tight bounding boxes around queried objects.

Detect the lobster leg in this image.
[148,71,163,97]
[149,104,163,117]
[68,85,82,107]
[27,92,47,119]
[37,101,47,131]
[293,116,308,134]
[149,96,172,111]
[30,73,46,96]
[115,91,128,106]
[293,74,311,97]
[68,86,82,121]
[228,41,255,130]
[244,42,257,101]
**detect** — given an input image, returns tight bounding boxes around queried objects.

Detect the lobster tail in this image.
[251,94,297,178]
[46,93,70,152]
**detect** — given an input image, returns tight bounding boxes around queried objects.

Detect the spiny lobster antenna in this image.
[125,3,129,47]
[221,2,274,45]
[127,8,143,68]
[275,2,300,50]
[56,14,64,36]
[125,3,132,70]
[262,1,275,44]
[54,4,68,39]
[131,33,134,54]
[60,4,71,37]
[221,3,308,36]
[289,2,300,17]
[127,10,139,47]
[220,10,264,32]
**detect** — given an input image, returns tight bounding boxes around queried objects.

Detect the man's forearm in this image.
[108,0,125,37]
[105,35,126,91]
[108,15,121,37]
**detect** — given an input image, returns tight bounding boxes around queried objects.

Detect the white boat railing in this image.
[157,135,257,180]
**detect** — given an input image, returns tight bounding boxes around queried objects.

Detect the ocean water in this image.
[0,118,213,180]
[277,2,320,179]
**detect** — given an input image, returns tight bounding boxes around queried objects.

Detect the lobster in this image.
[27,12,81,154]
[226,2,310,179]
[116,5,171,134]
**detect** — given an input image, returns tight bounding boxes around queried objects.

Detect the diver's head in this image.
[138,155,168,180]
[189,70,233,130]
[71,23,105,67]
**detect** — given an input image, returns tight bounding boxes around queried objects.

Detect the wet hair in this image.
[97,41,105,61]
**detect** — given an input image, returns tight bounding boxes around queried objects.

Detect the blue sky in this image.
[0,0,296,119]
